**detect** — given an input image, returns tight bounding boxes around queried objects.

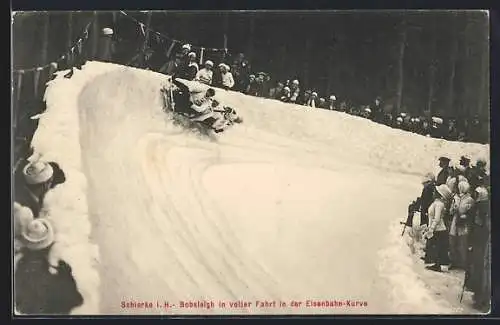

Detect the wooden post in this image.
[304,37,311,89]
[395,19,407,114]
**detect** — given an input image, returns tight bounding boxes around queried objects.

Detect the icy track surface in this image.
[31,62,489,315]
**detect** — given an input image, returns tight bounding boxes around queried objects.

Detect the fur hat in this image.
[14,202,34,238]
[329,95,336,101]
[23,161,54,185]
[101,28,114,36]
[458,180,470,194]
[436,184,453,201]
[475,186,489,202]
[421,172,435,184]
[204,60,214,67]
[21,218,55,251]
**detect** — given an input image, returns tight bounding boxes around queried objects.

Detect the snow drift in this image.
[28,61,489,315]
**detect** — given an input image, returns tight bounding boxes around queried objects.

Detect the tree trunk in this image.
[326,31,336,95]
[477,24,488,119]
[91,11,99,59]
[427,17,438,115]
[140,11,153,68]
[395,20,406,114]
[304,37,311,89]
[223,13,229,61]
[446,14,459,116]
[40,12,50,65]
[248,13,255,62]
[67,12,73,49]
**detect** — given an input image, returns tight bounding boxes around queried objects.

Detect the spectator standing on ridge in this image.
[371,96,383,123]
[318,98,326,109]
[246,74,258,96]
[280,87,291,102]
[195,60,214,85]
[327,95,337,110]
[231,53,251,92]
[219,64,235,90]
[96,28,116,62]
[305,92,319,108]
[269,81,284,99]
[289,80,301,103]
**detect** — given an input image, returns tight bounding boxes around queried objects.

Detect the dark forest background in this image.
[12,10,489,120]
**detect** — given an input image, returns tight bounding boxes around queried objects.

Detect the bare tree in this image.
[427,16,438,115]
[446,14,459,116]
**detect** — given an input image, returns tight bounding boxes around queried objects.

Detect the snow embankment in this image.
[29,62,162,314]
[199,85,490,177]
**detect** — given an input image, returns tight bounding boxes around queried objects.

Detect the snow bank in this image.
[191,84,490,177]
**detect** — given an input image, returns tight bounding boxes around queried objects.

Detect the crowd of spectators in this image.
[164,43,488,144]
[407,155,490,312]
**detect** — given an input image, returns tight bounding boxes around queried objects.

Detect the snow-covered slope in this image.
[29,61,489,315]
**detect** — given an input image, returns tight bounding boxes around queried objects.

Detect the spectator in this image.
[318,97,326,109]
[459,155,474,181]
[14,202,35,254]
[327,95,337,110]
[289,80,301,103]
[305,92,318,107]
[219,64,235,90]
[431,116,445,139]
[96,28,116,62]
[421,118,432,136]
[436,156,452,186]
[269,81,284,99]
[466,185,490,311]
[415,172,435,226]
[280,87,291,103]
[469,158,489,191]
[246,74,258,96]
[195,60,214,85]
[371,96,384,122]
[395,116,403,128]
[231,53,251,92]
[300,89,312,106]
[449,181,475,270]
[361,107,372,119]
[445,118,459,141]
[15,218,84,314]
[15,161,65,218]
[423,184,453,272]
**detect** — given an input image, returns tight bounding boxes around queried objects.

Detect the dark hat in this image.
[460,155,471,163]
[438,156,450,163]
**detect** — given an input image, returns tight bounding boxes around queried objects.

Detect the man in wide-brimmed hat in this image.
[436,156,451,186]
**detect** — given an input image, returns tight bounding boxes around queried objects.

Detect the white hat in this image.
[188,52,196,58]
[400,112,407,118]
[14,202,34,238]
[205,60,214,67]
[102,28,114,36]
[364,107,372,113]
[292,79,300,85]
[329,95,336,101]
[21,218,55,251]
[23,161,54,185]
[432,116,443,124]
[283,86,291,92]
[182,44,191,50]
[312,92,318,97]
[436,184,453,201]
[396,116,403,122]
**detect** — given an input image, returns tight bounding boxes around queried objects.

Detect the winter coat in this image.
[221,71,235,89]
[416,182,434,217]
[436,167,451,186]
[195,68,213,85]
[449,193,475,236]
[428,198,448,232]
